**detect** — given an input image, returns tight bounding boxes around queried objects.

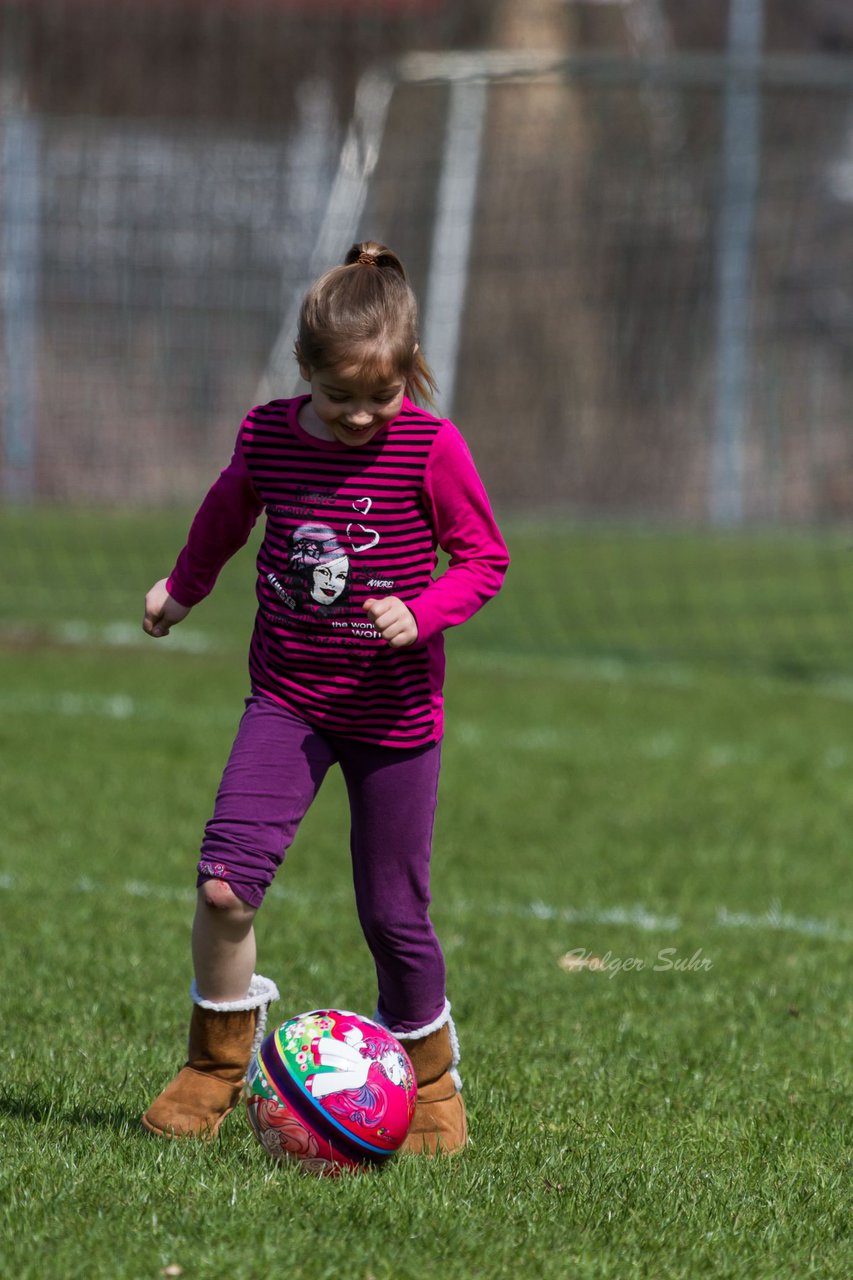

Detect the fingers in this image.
[143,578,181,639]
[143,598,169,638]
[143,612,170,638]
[143,605,164,637]
[362,596,418,648]
[363,596,386,622]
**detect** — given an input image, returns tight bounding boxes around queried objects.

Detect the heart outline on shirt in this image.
[346,522,380,553]
[352,497,372,515]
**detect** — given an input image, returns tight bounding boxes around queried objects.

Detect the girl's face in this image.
[300,362,406,448]
[310,554,349,604]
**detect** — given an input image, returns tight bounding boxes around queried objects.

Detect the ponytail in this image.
[342,242,406,276]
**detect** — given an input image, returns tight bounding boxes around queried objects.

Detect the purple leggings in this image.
[198,695,445,1032]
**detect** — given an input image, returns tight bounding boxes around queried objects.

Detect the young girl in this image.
[140,241,509,1155]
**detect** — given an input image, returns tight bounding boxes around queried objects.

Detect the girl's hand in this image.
[363,596,418,648]
[143,578,191,638]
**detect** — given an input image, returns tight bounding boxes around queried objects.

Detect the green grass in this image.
[1,511,851,1278]
[4,506,853,673]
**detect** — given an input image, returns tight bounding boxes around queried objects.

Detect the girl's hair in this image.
[295,241,437,407]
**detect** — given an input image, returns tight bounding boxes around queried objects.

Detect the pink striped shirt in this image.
[167,396,509,746]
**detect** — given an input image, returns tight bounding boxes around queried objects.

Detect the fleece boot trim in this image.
[141,973,279,1140]
[394,1003,468,1156]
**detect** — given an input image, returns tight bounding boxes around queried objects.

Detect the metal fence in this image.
[4,17,853,524]
[4,2,853,672]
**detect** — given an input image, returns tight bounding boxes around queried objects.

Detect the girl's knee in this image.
[198,879,254,918]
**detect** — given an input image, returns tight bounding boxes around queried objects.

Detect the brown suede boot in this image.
[141,974,279,1139]
[396,1003,468,1156]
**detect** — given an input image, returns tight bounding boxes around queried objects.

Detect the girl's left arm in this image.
[408,422,509,645]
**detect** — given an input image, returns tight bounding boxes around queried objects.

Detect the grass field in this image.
[1,512,851,1279]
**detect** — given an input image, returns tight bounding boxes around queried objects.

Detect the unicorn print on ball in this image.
[284,1012,414,1136]
[309,1021,409,1100]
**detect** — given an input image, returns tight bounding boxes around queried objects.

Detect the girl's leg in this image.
[143,695,335,1138]
[195,694,337,995]
[199,695,336,903]
[191,880,257,1002]
[337,735,467,1154]
[336,736,445,1031]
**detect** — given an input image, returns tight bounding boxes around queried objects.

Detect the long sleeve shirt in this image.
[167,396,509,747]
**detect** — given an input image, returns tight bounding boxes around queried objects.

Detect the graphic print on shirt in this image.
[263,480,392,639]
[266,520,356,624]
[346,497,380,554]
[287,523,351,609]
[264,508,389,637]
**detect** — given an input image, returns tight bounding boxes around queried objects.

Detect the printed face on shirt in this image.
[310,554,350,605]
[299,362,406,448]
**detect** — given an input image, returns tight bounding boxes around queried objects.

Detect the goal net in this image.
[4,17,853,671]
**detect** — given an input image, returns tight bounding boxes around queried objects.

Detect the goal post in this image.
[258,45,853,530]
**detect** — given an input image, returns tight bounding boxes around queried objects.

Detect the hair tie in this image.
[356,251,377,266]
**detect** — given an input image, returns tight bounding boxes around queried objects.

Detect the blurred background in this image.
[3,0,853,670]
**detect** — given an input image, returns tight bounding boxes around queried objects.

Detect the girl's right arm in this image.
[142,435,263,639]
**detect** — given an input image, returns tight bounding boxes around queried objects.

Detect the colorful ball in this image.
[244,1009,417,1176]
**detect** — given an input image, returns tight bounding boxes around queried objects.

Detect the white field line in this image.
[451,720,850,770]
[813,675,853,703]
[20,621,853,711]
[0,873,849,942]
[0,689,236,725]
[12,619,699,688]
[2,692,849,773]
[715,903,853,942]
[56,620,216,653]
[452,649,698,688]
[471,897,681,933]
[0,688,754,764]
